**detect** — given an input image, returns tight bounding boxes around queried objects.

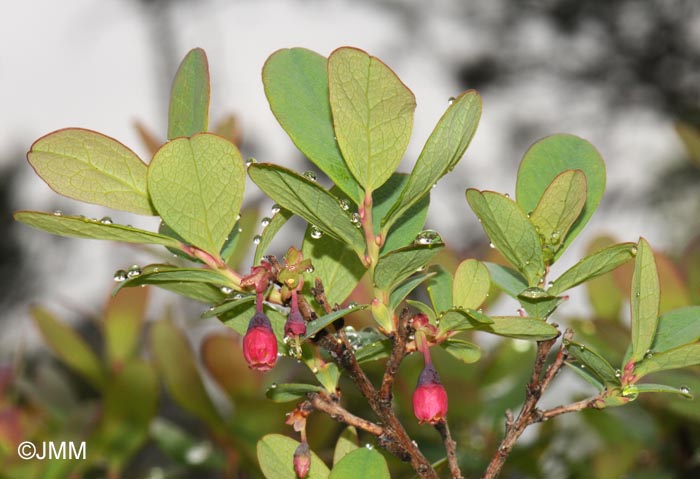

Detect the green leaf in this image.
[156,281,226,304]
[14,211,182,248]
[438,308,492,334]
[389,270,436,311]
[484,262,528,298]
[168,48,210,139]
[26,128,155,215]
[328,47,416,191]
[584,235,626,320]
[565,361,604,391]
[383,91,481,233]
[427,266,453,313]
[303,225,367,306]
[633,383,694,399]
[104,287,148,366]
[222,207,259,267]
[248,164,365,255]
[263,48,361,203]
[148,133,245,254]
[548,242,637,296]
[630,238,660,363]
[633,343,700,378]
[374,243,444,291]
[475,316,559,340]
[304,305,368,340]
[439,338,481,364]
[565,341,620,386]
[406,300,437,324]
[453,259,491,310]
[265,383,324,402]
[528,169,587,261]
[333,427,359,466]
[355,340,392,363]
[518,294,564,320]
[328,447,389,479]
[113,264,232,296]
[652,306,700,353]
[257,434,330,479]
[371,173,430,253]
[201,294,255,319]
[254,208,293,265]
[466,190,545,286]
[31,307,105,389]
[516,134,606,260]
[150,320,221,428]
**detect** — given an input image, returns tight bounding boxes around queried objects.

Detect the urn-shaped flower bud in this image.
[284,310,307,338]
[243,312,278,371]
[412,363,448,424]
[293,441,311,478]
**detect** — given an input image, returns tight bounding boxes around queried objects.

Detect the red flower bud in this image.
[284,310,307,337]
[412,313,430,330]
[293,441,311,478]
[412,363,448,425]
[243,312,278,371]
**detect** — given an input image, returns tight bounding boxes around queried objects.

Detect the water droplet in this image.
[238,227,243,233]
[579,344,586,351]
[305,265,315,273]
[99,216,113,225]
[348,302,358,309]
[270,383,277,389]
[303,170,317,181]
[350,212,361,227]
[113,270,127,282]
[339,199,350,211]
[253,235,262,245]
[271,204,281,215]
[547,281,554,288]
[644,349,654,359]
[185,442,212,465]
[245,157,256,167]
[53,210,63,216]
[680,385,691,395]
[261,217,271,227]
[550,231,561,244]
[310,226,323,239]
[364,443,373,450]
[233,293,244,300]
[127,265,142,278]
[504,193,510,199]
[311,367,319,374]
[614,369,622,378]
[414,229,442,246]
[447,96,456,105]
[431,183,438,189]
[580,364,586,369]
[489,242,495,249]
[630,246,638,256]
[220,286,233,295]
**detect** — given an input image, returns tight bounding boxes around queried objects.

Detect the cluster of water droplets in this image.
[113,264,142,282]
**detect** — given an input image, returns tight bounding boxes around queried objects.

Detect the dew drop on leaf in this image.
[680,385,691,395]
[253,235,262,245]
[310,226,323,239]
[339,198,350,211]
[271,204,281,215]
[414,229,442,246]
[447,96,456,105]
[53,210,63,216]
[350,212,361,227]
[615,369,622,378]
[644,349,654,359]
[261,217,271,227]
[630,246,638,256]
[220,286,233,295]
[303,170,317,181]
[489,242,495,249]
[245,157,256,167]
[113,270,127,282]
[127,265,142,278]
[100,216,113,225]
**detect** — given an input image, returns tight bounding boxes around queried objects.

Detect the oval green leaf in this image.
[374,243,444,291]
[257,434,330,479]
[168,48,210,139]
[14,211,182,248]
[466,190,545,286]
[439,338,481,364]
[248,164,366,256]
[453,259,491,310]
[565,341,620,386]
[265,383,324,403]
[633,343,700,378]
[528,169,587,261]
[475,316,559,340]
[651,306,700,353]
[328,47,416,192]
[548,242,637,296]
[333,427,359,466]
[148,133,245,254]
[383,90,481,232]
[27,128,154,215]
[516,134,605,260]
[263,48,361,203]
[329,447,389,479]
[630,238,660,363]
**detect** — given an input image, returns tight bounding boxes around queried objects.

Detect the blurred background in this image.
[1,0,700,478]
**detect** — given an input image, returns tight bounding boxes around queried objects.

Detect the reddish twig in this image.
[435,420,463,479]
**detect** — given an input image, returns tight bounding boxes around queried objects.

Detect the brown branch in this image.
[435,421,463,479]
[379,308,412,403]
[481,328,573,479]
[539,396,602,421]
[308,392,383,436]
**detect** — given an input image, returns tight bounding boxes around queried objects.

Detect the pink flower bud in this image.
[412,313,430,330]
[243,312,278,371]
[293,441,311,478]
[412,363,448,425]
[284,310,307,338]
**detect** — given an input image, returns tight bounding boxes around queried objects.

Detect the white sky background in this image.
[1,0,693,350]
